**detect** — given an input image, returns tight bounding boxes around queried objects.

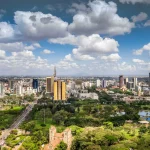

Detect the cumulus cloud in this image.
[0,42,40,52]
[131,12,148,23]
[144,20,150,27]
[43,49,54,54]
[68,0,134,36]
[13,11,68,41]
[64,54,73,61]
[49,34,119,60]
[101,53,121,62]
[133,43,150,55]
[55,60,79,70]
[132,59,145,63]
[0,22,14,41]
[0,50,54,75]
[119,0,150,4]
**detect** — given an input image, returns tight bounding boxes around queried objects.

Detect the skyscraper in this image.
[46,76,54,93]
[61,81,66,100]
[124,78,128,85]
[0,83,4,97]
[32,79,38,90]
[102,79,106,88]
[119,75,124,88]
[132,77,137,89]
[96,79,100,87]
[53,80,66,100]
[54,81,58,100]
[54,66,56,77]
[149,73,150,87]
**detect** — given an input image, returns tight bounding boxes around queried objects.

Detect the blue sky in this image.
[0,0,150,76]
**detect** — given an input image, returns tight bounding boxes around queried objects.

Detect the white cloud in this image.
[0,50,6,59]
[0,50,54,75]
[32,43,41,48]
[68,0,134,36]
[0,22,14,41]
[43,49,54,54]
[132,59,145,63]
[131,12,148,23]
[133,43,150,55]
[50,34,119,60]
[0,42,40,52]
[14,11,68,41]
[101,53,121,62]
[55,60,79,70]
[72,48,95,60]
[119,0,150,4]
[144,20,150,27]
[64,54,73,61]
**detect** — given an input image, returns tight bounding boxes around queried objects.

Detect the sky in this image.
[0,0,150,76]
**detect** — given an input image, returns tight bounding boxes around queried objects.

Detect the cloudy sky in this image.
[0,0,150,76]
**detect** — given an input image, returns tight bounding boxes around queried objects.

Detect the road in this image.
[0,93,43,146]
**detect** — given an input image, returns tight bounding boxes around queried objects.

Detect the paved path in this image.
[0,94,43,146]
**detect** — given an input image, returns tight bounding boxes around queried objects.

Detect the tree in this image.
[55,141,67,150]
[52,110,68,125]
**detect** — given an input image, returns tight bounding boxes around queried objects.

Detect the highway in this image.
[0,93,43,146]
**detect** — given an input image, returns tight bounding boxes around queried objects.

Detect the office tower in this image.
[132,77,137,89]
[61,81,66,100]
[15,83,23,96]
[102,79,106,88]
[124,78,128,85]
[46,76,54,93]
[53,80,66,100]
[0,83,4,96]
[54,66,56,77]
[54,81,58,100]
[127,82,134,90]
[9,80,15,90]
[96,79,100,87]
[119,75,124,88]
[149,73,150,87]
[57,80,61,100]
[32,79,38,90]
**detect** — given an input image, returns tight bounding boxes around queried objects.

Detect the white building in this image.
[96,79,101,87]
[79,92,98,100]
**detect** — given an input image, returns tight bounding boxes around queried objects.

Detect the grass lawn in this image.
[0,106,25,130]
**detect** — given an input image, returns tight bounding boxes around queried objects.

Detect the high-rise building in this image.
[132,77,137,89]
[54,81,58,100]
[96,79,100,87]
[54,66,56,77]
[53,80,66,100]
[124,78,128,85]
[149,73,150,87]
[0,83,4,97]
[127,82,134,90]
[57,80,61,100]
[32,79,38,90]
[119,75,124,88]
[61,81,66,100]
[102,79,106,88]
[46,76,54,93]
[9,80,15,90]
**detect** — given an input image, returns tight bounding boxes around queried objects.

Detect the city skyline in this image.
[0,0,150,76]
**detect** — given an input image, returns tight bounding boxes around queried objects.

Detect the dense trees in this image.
[55,141,67,150]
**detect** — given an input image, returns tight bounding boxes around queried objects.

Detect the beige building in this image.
[46,77,54,93]
[49,126,72,150]
[54,80,66,100]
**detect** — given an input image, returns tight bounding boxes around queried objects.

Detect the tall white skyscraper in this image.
[96,79,100,87]
[132,77,137,89]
